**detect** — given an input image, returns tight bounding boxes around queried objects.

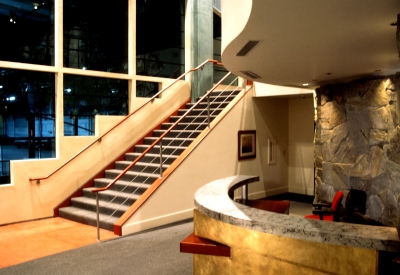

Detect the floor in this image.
[0,197,312,270]
[0,217,118,268]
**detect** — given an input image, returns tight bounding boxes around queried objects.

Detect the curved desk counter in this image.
[192,175,400,275]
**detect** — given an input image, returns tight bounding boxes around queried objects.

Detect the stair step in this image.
[152,129,202,139]
[104,169,159,183]
[209,90,240,97]
[161,122,208,131]
[124,152,178,164]
[186,102,229,110]
[70,196,130,217]
[207,94,238,102]
[169,115,216,123]
[83,188,140,205]
[115,160,169,174]
[134,144,186,155]
[94,178,151,194]
[144,136,195,146]
[177,108,224,117]
[59,206,117,231]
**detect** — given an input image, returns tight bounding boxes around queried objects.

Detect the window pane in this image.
[63,0,128,73]
[136,0,185,78]
[136,81,159,98]
[64,75,128,136]
[0,68,55,183]
[0,0,54,65]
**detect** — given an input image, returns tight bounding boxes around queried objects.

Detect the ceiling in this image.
[222,0,400,89]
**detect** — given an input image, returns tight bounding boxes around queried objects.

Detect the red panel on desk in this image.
[180,233,230,257]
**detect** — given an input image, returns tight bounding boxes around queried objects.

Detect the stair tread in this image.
[153,129,203,133]
[162,122,207,125]
[144,137,195,141]
[115,160,171,168]
[134,144,188,149]
[72,196,131,211]
[85,187,142,200]
[59,206,118,227]
[169,115,216,118]
[106,169,160,178]
[94,177,152,186]
[126,152,178,158]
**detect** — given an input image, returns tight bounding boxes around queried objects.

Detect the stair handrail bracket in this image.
[28,59,222,184]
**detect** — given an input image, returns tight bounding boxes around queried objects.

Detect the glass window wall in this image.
[63,0,128,73]
[0,0,54,65]
[64,75,128,136]
[0,68,55,182]
[136,0,185,78]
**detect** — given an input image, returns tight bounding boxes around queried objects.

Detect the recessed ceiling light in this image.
[302,83,309,86]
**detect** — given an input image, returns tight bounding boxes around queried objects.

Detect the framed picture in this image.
[238,130,256,160]
[268,138,276,164]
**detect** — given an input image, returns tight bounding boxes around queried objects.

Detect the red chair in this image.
[305,191,344,222]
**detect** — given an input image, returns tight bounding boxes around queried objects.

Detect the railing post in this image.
[241,184,248,204]
[159,139,163,178]
[96,192,100,241]
[207,94,210,128]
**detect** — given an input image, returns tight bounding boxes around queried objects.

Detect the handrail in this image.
[91,71,232,193]
[29,59,223,183]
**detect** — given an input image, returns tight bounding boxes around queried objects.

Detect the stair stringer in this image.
[115,86,253,236]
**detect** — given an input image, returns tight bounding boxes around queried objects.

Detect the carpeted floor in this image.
[0,220,194,275]
[0,200,312,275]
[288,201,313,216]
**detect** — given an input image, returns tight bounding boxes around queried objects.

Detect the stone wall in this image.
[315,74,400,227]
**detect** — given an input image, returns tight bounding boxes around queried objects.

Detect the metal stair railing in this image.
[91,72,243,240]
[28,59,222,184]
[95,76,241,218]
[95,75,240,202]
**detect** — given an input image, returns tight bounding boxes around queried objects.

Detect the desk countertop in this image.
[194,175,400,252]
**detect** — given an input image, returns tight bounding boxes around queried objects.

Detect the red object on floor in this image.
[305,191,344,221]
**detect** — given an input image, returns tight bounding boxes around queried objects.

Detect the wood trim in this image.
[114,85,254,235]
[180,233,230,257]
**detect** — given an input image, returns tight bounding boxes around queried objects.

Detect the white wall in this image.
[254,82,313,97]
[288,97,315,195]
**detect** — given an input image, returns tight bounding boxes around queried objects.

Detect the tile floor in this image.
[0,218,118,268]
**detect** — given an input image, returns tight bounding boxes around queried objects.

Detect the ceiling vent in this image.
[240,71,261,79]
[236,40,260,56]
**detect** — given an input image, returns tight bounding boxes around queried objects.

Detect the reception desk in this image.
[189,175,400,275]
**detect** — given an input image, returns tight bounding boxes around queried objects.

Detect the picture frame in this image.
[238,130,256,160]
[268,138,276,164]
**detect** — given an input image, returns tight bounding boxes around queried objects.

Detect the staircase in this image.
[58,89,240,231]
